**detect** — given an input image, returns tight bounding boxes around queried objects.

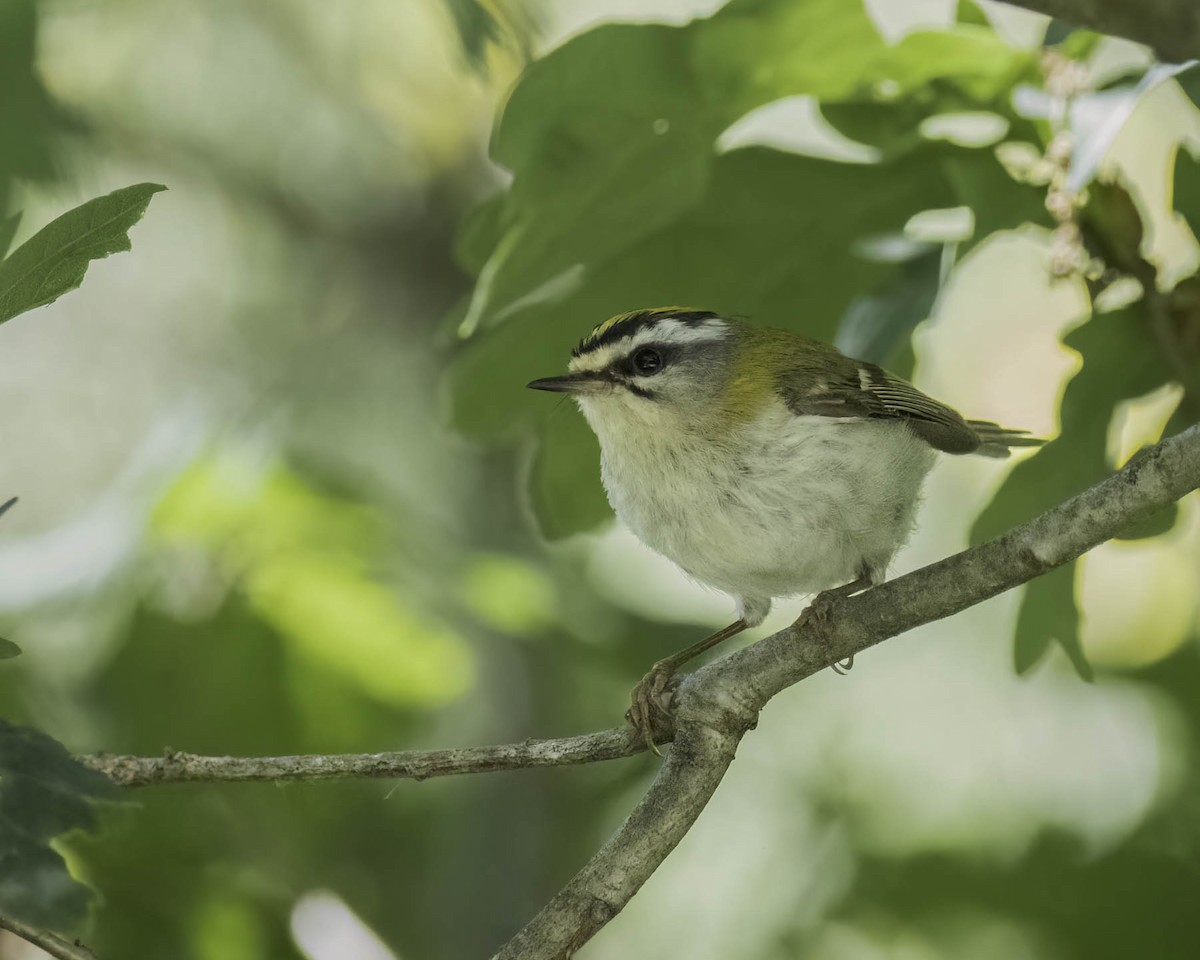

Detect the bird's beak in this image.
[526,373,605,394]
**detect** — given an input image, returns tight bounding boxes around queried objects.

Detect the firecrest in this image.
[528,307,1041,749]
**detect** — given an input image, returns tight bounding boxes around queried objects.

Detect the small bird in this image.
[528,307,1041,748]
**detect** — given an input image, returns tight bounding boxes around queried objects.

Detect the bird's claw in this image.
[797,591,854,677]
[626,660,677,756]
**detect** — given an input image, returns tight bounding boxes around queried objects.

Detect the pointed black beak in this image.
[527,374,599,393]
[527,376,575,393]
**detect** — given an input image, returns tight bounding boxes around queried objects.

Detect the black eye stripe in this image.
[625,382,658,400]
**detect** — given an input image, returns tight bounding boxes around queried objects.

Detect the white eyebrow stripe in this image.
[568,318,728,373]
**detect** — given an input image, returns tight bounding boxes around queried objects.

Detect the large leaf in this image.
[459,0,1033,335]
[0,182,166,326]
[0,720,119,931]
[972,309,1173,674]
[0,214,20,262]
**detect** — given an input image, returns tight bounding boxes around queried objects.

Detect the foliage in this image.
[0,183,165,327]
[0,5,163,928]
[449,0,1199,679]
[0,721,120,932]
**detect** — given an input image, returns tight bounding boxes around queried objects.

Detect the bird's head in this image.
[527,307,757,437]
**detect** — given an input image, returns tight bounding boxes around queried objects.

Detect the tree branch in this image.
[0,914,97,960]
[494,422,1200,959]
[78,424,1200,959]
[996,0,1200,63]
[83,728,653,788]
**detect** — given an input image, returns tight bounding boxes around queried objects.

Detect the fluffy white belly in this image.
[596,410,936,618]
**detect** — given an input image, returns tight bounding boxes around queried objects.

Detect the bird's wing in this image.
[777,353,985,455]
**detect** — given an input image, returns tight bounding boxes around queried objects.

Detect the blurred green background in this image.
[1,0,1199,957]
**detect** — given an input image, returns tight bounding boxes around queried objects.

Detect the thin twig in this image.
[83,728,654,788]
[0,914,97,960]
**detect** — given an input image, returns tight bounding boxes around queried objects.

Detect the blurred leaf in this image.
[835,245,941,371]
[443,0,534,71]
[460,0,1033,335]
[1173,146,1200,233]
[955,0,989,27]
[529,409,610,540]
[1178,62,1200,111]
[0,183,166,326]
[0,497,15,520]
[0,638,20,659]
[1067,65,1194,193]
[973,309,1173,674]
[851,823,1200,960]
[0,720,118,931]
[248,552,473,706]
[0,0,58,211]
[1082,178,1147,276]
[944,148,1054,253]
[462,553,557,633]
[154,454,474,706]
[1044,21,1103,58]
[1014,564,1090,677]
[444,0,502,68]
[0,214,20,261]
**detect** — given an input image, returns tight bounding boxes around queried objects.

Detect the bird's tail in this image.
[968,420,1046,458]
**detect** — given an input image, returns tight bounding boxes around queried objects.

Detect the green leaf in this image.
[0,213,20,261]
[944,148,1054,255]
[0,720,119,932]
[955,0,989,27]
[529,409,611,539]
[1172,146,1200,235]
[459,1,1033,336]
[1178,62,1200,112]
[835,245,941,374]
[443,0,502,68]
[0,0,58,211]
[1044,21,1103,59]
[0,182,166,326]
[442,0,534,71]
[1082,178,1148,276]
[973,308,1173,675]
[0,638,20,659]
[1014,564,1090,677]
[0,496,15,520]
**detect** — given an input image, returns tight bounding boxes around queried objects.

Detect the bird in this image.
[527,307,1042,749]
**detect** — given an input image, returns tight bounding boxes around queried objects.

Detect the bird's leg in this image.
[796,570,873,674]
[626,618,749,755]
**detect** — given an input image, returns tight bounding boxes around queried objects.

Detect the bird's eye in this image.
[632,348,664,375]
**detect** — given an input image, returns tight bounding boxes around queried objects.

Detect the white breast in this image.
[585,401,936,621]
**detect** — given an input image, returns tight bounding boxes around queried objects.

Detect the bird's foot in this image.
[625,659,680,757]
[796,589,854,676]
